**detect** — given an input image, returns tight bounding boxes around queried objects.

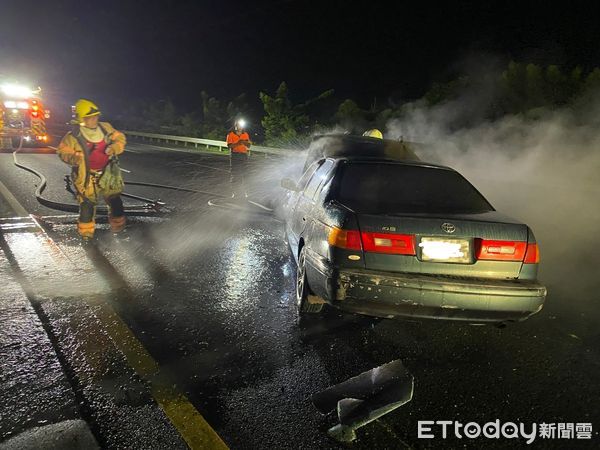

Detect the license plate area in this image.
[418,237,472,263]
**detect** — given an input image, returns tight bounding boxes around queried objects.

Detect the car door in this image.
[286,161,322,250]
[292,159,336,244]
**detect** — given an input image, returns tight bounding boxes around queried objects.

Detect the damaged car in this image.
[281,135,547,324]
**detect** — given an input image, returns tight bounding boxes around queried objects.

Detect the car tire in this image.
[297,247,323,314]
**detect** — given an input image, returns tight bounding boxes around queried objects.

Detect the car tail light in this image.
[476,239,527,261]
[361,232,416,255]
[31,110,39,118]
[328,228,416,255]
[523,243,540,264]
[328,227,362,250]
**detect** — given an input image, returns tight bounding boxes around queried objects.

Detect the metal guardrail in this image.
[123,130,295,156]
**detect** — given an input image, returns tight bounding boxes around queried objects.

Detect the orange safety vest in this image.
[226,131,251,154]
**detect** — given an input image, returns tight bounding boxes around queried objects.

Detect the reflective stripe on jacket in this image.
[57,122,126,194]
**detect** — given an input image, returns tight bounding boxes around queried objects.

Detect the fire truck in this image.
[0,83,50,149]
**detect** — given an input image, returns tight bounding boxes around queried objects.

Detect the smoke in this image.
[386,86,600,314]
[118,150,308,270]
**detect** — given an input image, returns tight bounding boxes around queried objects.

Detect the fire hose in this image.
[11,125,228,216]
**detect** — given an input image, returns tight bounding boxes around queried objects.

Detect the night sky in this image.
[1,0,599,117]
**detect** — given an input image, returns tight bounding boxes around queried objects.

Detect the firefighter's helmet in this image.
[74,99,101,122]
[362,129,383,139]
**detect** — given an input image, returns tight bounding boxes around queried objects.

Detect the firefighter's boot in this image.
[78,221,95,242]
[109,215,126,233]
[106,195,126,234]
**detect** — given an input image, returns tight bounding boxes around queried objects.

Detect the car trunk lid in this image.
[356,211,529,279]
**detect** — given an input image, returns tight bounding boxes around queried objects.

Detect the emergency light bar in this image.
[1,84,34,98]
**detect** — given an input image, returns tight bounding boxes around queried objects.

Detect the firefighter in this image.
[362,129,383,139]
[226,118,251,198]
[57,99,126,241]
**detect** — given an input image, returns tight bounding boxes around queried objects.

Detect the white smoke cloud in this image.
[386,89,600,312]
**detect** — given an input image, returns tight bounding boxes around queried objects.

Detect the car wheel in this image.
[297,247,323,313]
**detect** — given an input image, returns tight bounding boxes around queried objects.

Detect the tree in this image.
[149,99,177,129]
[176,112,202,137]
[225,93,250,125]
[499,61,529,114]
[495,62,591,114]
[524,63,545,109]
[545,65,568,106]
[199,91,251,139]
[585,68,600,91]
[423,77,469,106]
[200,92,227,139]
[335,99,367,132]
[259,82,333,146]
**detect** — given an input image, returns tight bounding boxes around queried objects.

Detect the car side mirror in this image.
[281,178,299,191]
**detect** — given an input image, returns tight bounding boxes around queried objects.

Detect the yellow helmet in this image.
[74,99,101,122]
[362,129,383,139]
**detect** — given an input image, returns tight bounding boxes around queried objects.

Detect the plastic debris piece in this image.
[311,359,414,442]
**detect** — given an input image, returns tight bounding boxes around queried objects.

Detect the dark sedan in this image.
[281,137,547,324]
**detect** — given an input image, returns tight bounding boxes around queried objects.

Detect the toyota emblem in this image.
[441,222,456,234]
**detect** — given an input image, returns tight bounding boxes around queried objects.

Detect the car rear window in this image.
[334,162,494,214]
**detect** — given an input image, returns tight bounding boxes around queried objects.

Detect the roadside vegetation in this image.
[114,62,600,146]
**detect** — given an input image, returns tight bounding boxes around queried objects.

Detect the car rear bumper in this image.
[306,259,547,323]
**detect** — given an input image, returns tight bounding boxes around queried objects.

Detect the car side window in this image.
[304,159,335,200]
[316,164,338,203]
[297,161,322,191]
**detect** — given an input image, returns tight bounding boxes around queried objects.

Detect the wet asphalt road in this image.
[0,140,599,449]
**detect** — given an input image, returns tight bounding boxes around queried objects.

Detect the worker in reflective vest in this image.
[226,119,251,198]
